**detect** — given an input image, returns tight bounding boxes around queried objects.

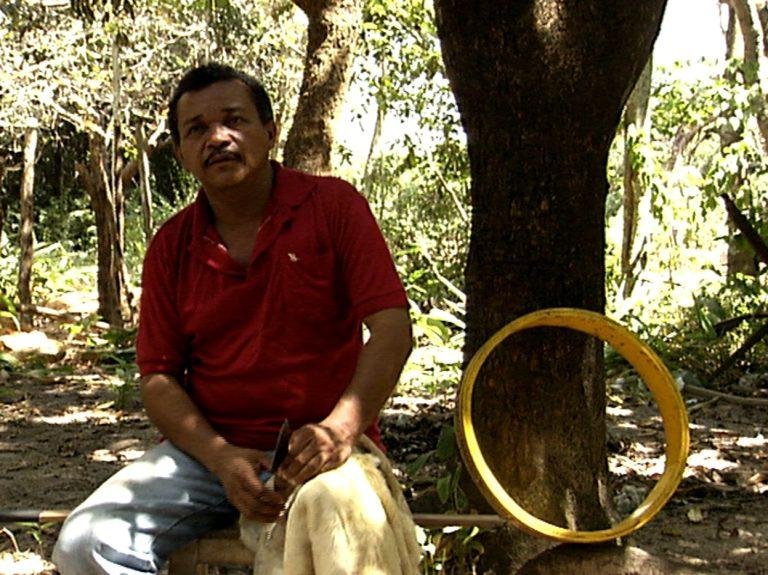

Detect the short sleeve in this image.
[136,232,188,379]
[326,182,408,321]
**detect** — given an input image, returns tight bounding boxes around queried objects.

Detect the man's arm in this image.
[279,306,412,484]
[140,374,284,520]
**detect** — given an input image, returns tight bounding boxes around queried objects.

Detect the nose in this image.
[205,123,231,148]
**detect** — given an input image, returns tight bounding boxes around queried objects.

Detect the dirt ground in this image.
[0,312,766,574]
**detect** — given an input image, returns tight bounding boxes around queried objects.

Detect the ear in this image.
[265,121,279,149]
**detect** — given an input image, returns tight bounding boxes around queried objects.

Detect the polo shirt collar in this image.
[188,161,316,273]
[270,161,316,209]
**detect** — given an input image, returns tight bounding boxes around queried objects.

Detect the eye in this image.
[185,124,204,137]
[226,115,244,127]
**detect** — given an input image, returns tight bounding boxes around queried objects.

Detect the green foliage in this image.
[81,323,138,409]
[418,524,485,575]
[350,0,469,311]
[606,56,768,341]
[407,424,467,511]
[403,305,464,396]
[614,275,768,382]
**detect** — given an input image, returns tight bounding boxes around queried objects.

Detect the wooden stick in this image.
[1,509,506,529]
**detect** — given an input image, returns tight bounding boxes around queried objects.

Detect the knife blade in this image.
[270,418,291,474]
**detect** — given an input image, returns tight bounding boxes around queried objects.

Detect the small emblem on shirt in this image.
[288,252,299,262]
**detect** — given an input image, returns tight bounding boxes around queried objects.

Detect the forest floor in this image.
[0,297,766,574]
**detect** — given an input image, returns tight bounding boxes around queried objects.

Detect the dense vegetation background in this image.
[1,0,767,398]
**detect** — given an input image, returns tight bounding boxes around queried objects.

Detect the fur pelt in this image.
[240,435,421,575]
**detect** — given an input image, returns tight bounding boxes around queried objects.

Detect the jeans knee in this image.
[53,511,158,575]
[52,515,97,574]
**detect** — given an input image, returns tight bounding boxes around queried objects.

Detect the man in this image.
[53,63,414,574]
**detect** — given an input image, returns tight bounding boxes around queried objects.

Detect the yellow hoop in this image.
[456,308,690,543]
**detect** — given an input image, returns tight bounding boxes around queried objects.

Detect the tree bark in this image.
[728,0,768,153]
[81,136,124,327]
[621,58,653,298]
[18,126,38,330]
[136,122,154,241]
[722,0,738,59]
[283,0,362,175]
[435,1,667,571]
[758,0,768,56]
[0,157,7,242]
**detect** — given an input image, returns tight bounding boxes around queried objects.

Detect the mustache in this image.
[204,149,241,167]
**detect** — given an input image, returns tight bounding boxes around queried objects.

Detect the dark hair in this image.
[168,63,274,145]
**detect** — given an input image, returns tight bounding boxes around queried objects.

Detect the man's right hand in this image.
[209,444,285,522]
[140,374,286,521]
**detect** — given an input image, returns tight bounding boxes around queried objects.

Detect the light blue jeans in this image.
[52,441,270,575]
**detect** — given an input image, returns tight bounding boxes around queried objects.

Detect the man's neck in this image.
[205,163,274,227]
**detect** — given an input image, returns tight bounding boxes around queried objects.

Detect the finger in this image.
[246,509,283,522]
[285,450,327,485]
[287,425,318,456]
[241,503,283,522]
[236,464,270,497]
[231,489,260,517]
[256,489,284,506]
[256,452,272,470]
[236,486,283,516]
[279,443,317,482]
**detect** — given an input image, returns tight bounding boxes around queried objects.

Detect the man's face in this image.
[174,79,276,193]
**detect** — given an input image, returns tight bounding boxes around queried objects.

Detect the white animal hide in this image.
[240,436,420,575]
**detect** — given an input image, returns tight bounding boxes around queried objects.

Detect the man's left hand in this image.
[277,421,355,485]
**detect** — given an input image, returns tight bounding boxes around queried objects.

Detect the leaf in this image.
[436,474,452,504]
[435,425,456,461]
[406,451,432,476]
[687,506,705,523]
[428,306,465,329]
[0,352,20,367]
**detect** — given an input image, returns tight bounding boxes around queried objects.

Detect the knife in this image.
[270,418,291,474]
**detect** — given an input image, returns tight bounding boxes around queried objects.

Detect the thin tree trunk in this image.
[363,96,386,220]
[0,158,7,241]
[18,126,38,330]
[759,1,768,56]
[284,0,363,174]
[621,58,653,298]
[729,0,768,153]
[136,122,154,240]
[722,0,738,59]
[83,136,123,327]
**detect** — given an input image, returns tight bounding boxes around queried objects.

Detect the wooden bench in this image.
[167,514,505,574]
[12,509,502,573]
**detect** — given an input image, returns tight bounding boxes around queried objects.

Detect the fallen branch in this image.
[686,384,768,407]
[720,193,768,267]
[687,397,720,414]
[708,321,768,381]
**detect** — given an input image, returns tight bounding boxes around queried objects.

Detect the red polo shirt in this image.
[136,163,407,450]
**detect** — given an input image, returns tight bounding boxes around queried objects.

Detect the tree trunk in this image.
[136,122,154,241]
[82,136,124,327]
[729,0,768,153]
[621,58,653,299]
[0,157,7,242]
[18,126,38,330]
[723,0,738,59]
[435,1,667,571]
[759,0,768,56]
[724,0,766,276]
[283,0,362,175]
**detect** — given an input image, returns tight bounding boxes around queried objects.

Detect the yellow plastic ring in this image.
[456,308,690,543]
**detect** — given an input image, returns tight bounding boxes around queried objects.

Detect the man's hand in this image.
[277,421,355,486]
[210,444,285,522]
